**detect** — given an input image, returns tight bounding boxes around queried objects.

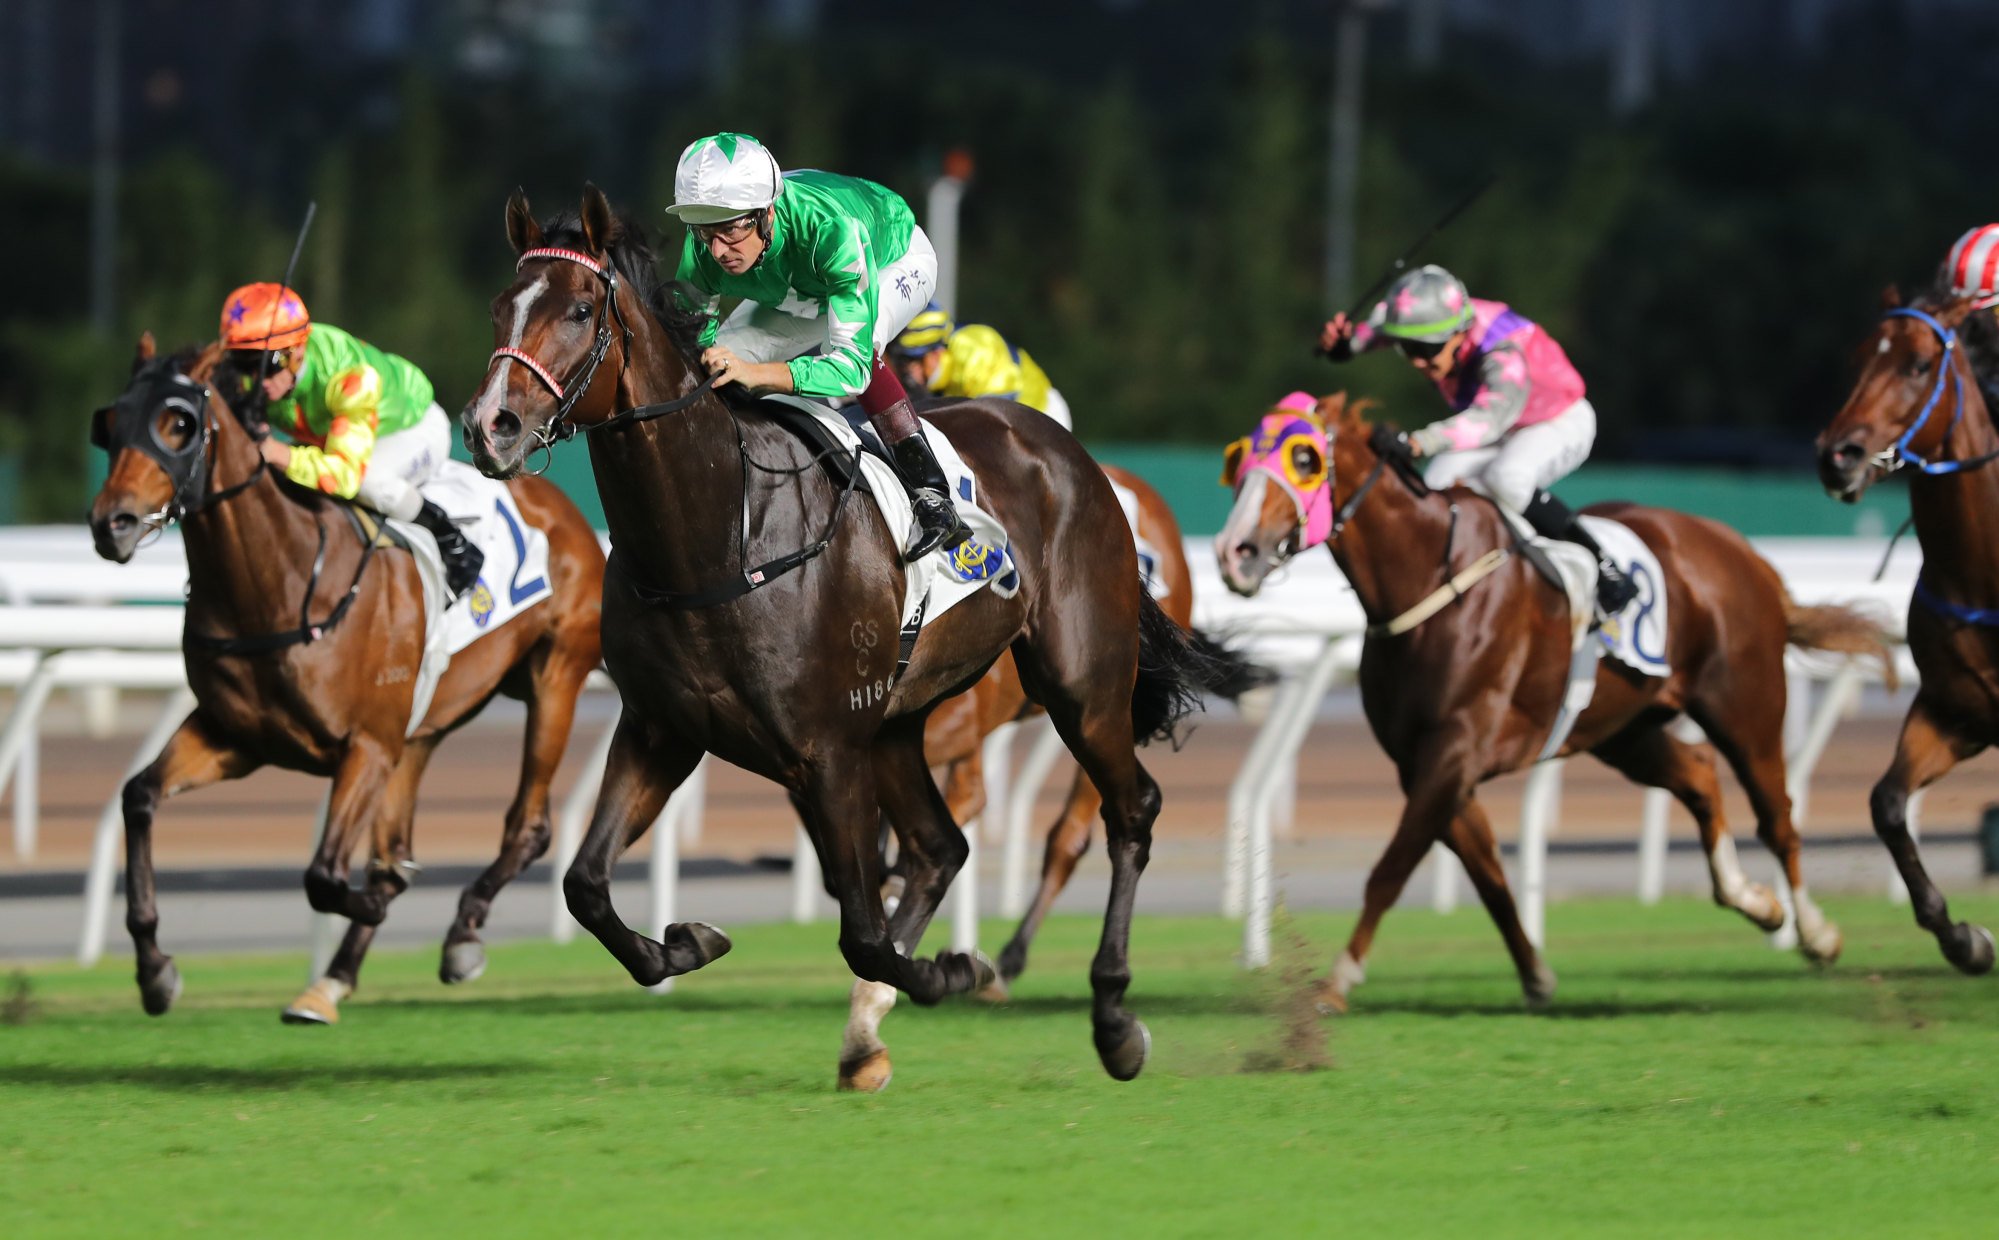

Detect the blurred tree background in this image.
[0,0,1994,520]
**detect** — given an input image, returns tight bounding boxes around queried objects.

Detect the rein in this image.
[496,244,859,609]
[1324,441,1509,636]
[1874,307,1999,628]
[1876,307,1999,477]
[185,508,382,655]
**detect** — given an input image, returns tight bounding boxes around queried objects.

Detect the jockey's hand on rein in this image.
[1367,423,1414,464]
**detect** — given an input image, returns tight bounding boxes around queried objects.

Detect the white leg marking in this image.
[1331,950,1366,998]
[840,979,898,1063]
[1707,833,1750,904]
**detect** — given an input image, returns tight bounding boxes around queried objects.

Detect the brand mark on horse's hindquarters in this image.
[848,679,887,712]
[850,618,879,675]
[374,666,411,686]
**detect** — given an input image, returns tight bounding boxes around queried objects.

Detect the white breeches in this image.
[1421,398,1597,513]
[356,402,451,523]
[714,225,940,372]
[1040,387,1073,430]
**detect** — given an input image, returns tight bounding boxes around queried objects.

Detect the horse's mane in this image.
[1919,284,1999,404]
[535,210,714,366]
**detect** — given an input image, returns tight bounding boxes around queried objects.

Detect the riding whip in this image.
[252,199,319,392]
[1325,173,1498,350]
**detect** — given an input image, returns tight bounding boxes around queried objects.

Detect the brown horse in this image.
[88,337,605,1022]
[1814,289,1998,974]
[1216,392,1892,1010]
[915,464,1263,993]
[461,188,1231,1089]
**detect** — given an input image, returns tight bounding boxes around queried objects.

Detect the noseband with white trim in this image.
[484,245,718,472]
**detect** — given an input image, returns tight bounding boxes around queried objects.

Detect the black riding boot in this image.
[1522,489,1638,615]
[415,499,485,599]
[881,412,971,562]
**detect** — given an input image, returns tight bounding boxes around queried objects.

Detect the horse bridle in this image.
[487,246,718,473]
[93,362,265,537]
[488,244,855,609]
[1874,307,1999,477]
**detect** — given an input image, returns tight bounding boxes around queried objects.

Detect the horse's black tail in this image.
[1131,593,1275,746]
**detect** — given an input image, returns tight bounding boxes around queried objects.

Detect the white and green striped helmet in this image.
[1381,264,1473,343]
[667,132,783,225]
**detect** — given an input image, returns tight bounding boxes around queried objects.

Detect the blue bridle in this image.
[1879,307,1975,476]
[1878,307,1999,626]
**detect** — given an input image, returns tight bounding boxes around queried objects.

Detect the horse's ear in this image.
[133,331,156,371]
[1879,284,1903,311]
[580,182,615,255]
[1313,392,1346,425]
[506,188,542,255]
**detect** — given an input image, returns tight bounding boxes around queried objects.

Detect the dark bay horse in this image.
[916,464,1264,998]
[89,337,605,1022]
[461,187,1221,1088]
[1815,288,1999,974]
[1217,392,1893,1010]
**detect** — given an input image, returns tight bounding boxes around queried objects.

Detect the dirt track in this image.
[7,691,1997,876]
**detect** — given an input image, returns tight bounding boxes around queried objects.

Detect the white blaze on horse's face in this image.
[465,274,551,439]
[1215,471,1292,598]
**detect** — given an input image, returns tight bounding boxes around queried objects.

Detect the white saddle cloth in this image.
[1108,476,1167,602]
[1488,505,1671,760]
[385,460,554,736]
[765,396,1020,633]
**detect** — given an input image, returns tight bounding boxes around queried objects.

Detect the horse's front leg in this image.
[564,715,730,986]
[123,712,258,1014]
[1320,726,1479,1014]
[1872,696,1994,974]
[802,758,990,1010]
[284,737,440,1025]
[301,735,405,926]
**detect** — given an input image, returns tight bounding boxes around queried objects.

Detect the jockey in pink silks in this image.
[1319,263,1637,614]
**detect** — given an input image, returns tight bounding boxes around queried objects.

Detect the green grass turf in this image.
[2,897,1997,1238]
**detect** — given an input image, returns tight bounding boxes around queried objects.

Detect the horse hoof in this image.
[1313,978,1349,1016]
[1523,961,1558,1012]
[966,950,998,994]
[439,940,487,985]
[837,1048,893,1093]
[140,960,182,1017]
[1953,924,1996,976]
[1800,922,1844,968]
[682,922,733,968]
[880,874,906,920]
[1744,885,1788,933]
[973,973,1012,1004]
[1097,1019,1151,1082]
[996,940,1028,983]
[281,979,348,1025]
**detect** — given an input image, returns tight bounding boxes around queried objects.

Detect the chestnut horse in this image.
[88,338,604,1022]
[461,188,1224,1088]
[916,464,1265,994]
[1814,288,1998,974]
[1216,392,1892,1010]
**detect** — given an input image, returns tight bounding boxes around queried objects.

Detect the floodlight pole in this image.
[1325,0,1384,312]
[926,149,973,318]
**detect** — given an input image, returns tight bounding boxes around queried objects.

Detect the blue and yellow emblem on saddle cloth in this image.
[944,536,1011,584]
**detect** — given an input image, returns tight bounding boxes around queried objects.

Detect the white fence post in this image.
[76,686,196,966]
[1518,760,1565,949]
[1243,635,1355,968]
[791,825,823,923]
[549,713,620,944]
[1430,844,1462,914]
[1000,719,1065,919]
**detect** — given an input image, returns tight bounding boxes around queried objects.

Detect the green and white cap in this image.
[667,132,783,224]
[1380,264,1473,343]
